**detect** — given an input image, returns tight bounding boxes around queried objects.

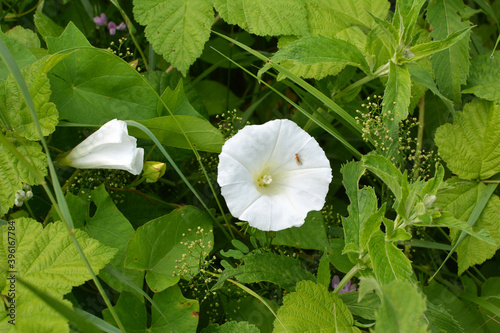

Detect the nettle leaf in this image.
[340,161,378,258]
[214,0,308,36]
[103,286,199,333]
[423,300,464,333]
[216,252,315,292]
[129,115,225,153]
[427,0,471,105]
[124,206,213,293]
[393,0,427,45]
[201,321,260,333]
[0,218,116,332]
[368,279,428,333]
[368,231,413,285]
[273,280,361,333]
[133,0,213,74]
[435,99,500,180]
[84,186,144,293]
[0,56,59,141]
[382,61,412,136]
[408,64,454,114]
[272,35,370,80]
[0,133,47,216]
[436,179,500,274]
[463,51,500,102]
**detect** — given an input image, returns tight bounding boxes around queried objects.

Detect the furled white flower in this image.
[60,119,144,175]
[217,119,332,231]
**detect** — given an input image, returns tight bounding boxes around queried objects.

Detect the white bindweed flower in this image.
[60,119,144,175]
[217,119,332,231]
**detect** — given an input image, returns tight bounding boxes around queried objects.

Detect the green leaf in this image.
[129,115,225,153]
[340,161,377,257]
[103,285,199,333]
[214,0,308,36]
[340,291,380,320]
[0,56,59,140]
[272,35,370,80]
[216,252,315,292]
[373,279,428,333]
[220,294,278,332]
[158,80,204,118]
[328,238,355,274]
[201,321,260,333]
[46,23,158,124]
[407,64,454,115]
[435,99,500,180]
[405,26,472,62]
[273,280,361,333]
[0,133,47,216]
[362,154,406,202]
[84,186,144,294]
[133,0,213,74]
[269,211,329,250]
[5,26,40,49]
[0,31,37,80]
[463,51,500,102]
[427,0,471,105]
[0,218,116,332]
[368,231,413,285]
[423,300,464,333]
[382,61,412,136]
[436,180,500,274]
[317,252,331,287]
[34,11,64,40]
[194,80,242,116]
[393,0,427,45]
[124,206,214,292]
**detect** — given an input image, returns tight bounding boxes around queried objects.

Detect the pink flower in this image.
[93,13,107,26]
[108,21,117,35]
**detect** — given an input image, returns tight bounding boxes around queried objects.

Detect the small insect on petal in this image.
[295,153,302,166]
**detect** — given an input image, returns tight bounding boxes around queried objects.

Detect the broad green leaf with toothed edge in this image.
[436,179,500,275]
[214,0,308,36]
[133,0,214,74]
[273,280,361,333]
[435,99,500,180]
[463,51,500,102]
[0,133,47,216]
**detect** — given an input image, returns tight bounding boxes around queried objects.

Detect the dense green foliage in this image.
[1,0,500,332]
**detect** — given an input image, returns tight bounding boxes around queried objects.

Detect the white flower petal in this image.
[217,119,332,231]
[61,119,144,175]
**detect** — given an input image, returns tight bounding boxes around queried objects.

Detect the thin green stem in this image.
[333,264,361,295]
[413,96,425,180]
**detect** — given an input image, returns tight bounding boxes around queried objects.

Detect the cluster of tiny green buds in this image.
[15,184,33,207]
[107,37,134,60]
[356,95,396,152]
[67,169,133,203]
[216,109,247,139]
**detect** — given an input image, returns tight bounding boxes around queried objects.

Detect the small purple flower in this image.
[93,13,107,26]
[332,275,357,294]
[116,22,127,31]
[108,21,117,35]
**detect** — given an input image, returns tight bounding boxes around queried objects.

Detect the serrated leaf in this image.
[124,206,213,292]
[129,115,225,153]
[424,300,464,333]
[5,26,40,49]
[201,321,260,333]
[435,99,500,180]
[340,161,378,258]
[393,0,427,45]
[84,186,144,294]
[214,0,308,36]
[272,35,370,80]
[273,280,361,333]
[436,180,500,274]
[408,64,454,114]
[382,61,412,133]
[0,133,47,216]
[133,0,213,74]
[427,0,471,105]
[340,291,380,320]
[0,218,116,332]
[362,154,406,202]
[463,51,500,102]
[216,252,315,292]
[374,280,428,333]
[0,56,59,141]
[368,231,413,285]
[0,31,37,80]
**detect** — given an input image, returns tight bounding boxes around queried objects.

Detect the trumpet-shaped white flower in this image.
[60,119,144,175]
[217,119,332,231]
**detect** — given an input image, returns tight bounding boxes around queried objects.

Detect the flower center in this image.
[258,174,273,187]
